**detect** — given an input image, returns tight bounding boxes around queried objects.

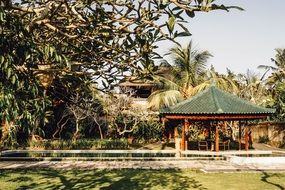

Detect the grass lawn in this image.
[0,169,284,190]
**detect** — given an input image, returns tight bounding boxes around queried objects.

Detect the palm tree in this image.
[259,48,285,119]
[259,48,285,89]
[237,69,269,106]
[148,41,238,110]
[169,41,210,94]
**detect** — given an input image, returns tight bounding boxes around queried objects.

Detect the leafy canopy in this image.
[0,0,240,146]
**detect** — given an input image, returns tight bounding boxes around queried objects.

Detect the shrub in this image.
[28,139,128,150]
[280,137,285,149]
[258,135,269,144]
[133,121,163,143]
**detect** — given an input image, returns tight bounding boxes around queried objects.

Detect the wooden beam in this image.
[164,114,268,120]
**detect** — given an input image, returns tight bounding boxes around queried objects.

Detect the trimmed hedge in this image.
[29,139,129,150]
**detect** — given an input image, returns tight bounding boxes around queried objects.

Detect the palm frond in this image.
[147,90,183,110]
[152,75,181,91]
[189,82,210,97]
[258,64,277,71]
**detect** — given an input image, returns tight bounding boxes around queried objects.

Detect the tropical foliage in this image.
[0,0,240,147]
[237,69,269,106]
[1,1,283,148]
[259,49,285,120]
[147,41,239,110]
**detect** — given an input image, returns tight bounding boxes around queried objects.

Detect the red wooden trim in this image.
[163,114,268,120]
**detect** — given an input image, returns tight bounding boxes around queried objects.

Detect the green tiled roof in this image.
[160,86,275,115]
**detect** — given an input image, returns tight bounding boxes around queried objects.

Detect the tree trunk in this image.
[73,119,80,141]
[98,125,103,140]
[93,118,104,140]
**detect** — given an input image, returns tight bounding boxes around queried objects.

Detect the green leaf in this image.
[153,28,160,39]
[172,6,181,12]
[127,35,134,45]
[7,68,11,79]
[175,10,184,20]
[102,80,108,88]
[226,6,244,11]
[55,55,59,62]
[174,31,191,38]
[11,75,16,85]
[159,3,168,10]
[185,10,195,18]
[0,12,4,21]
[178,23,191,34]
[44,46,49,55]
[49,46,54,57]
[167,16,176,34]
[195,0,203,4]
[4,60,8,69]
[0,56,4,64]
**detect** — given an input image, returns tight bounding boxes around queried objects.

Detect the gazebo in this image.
[119,77,156,98]
[159,85,275,151]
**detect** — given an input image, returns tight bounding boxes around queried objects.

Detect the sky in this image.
[156,0,285,75]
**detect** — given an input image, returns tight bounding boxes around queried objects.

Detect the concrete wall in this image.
[249,122,285,147]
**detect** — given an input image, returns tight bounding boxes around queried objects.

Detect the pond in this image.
[0,150,226,161]
[1,150,284,162]
[0,150,177,161]
[226,152,285,165]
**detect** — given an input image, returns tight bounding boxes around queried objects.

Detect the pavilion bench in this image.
[198,141,208,151]
[219,140,230,151]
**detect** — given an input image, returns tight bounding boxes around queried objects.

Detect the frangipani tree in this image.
[0,0,241,145]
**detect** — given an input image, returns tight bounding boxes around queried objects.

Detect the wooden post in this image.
[181,121,186,151]
[209,122,213,151]
[174,126,180,157]
[161,117,167,142]
[245,127,249,151]
[238,121,242,151]
[174,126,178,138]
[182,119,190,151]
[215,123,219,152]
[161,117,165,127]
[208,122,211,139]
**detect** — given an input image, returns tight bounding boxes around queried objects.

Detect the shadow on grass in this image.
[101,169,207,190]
[1,169,207,190]
[260,171,285,190]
